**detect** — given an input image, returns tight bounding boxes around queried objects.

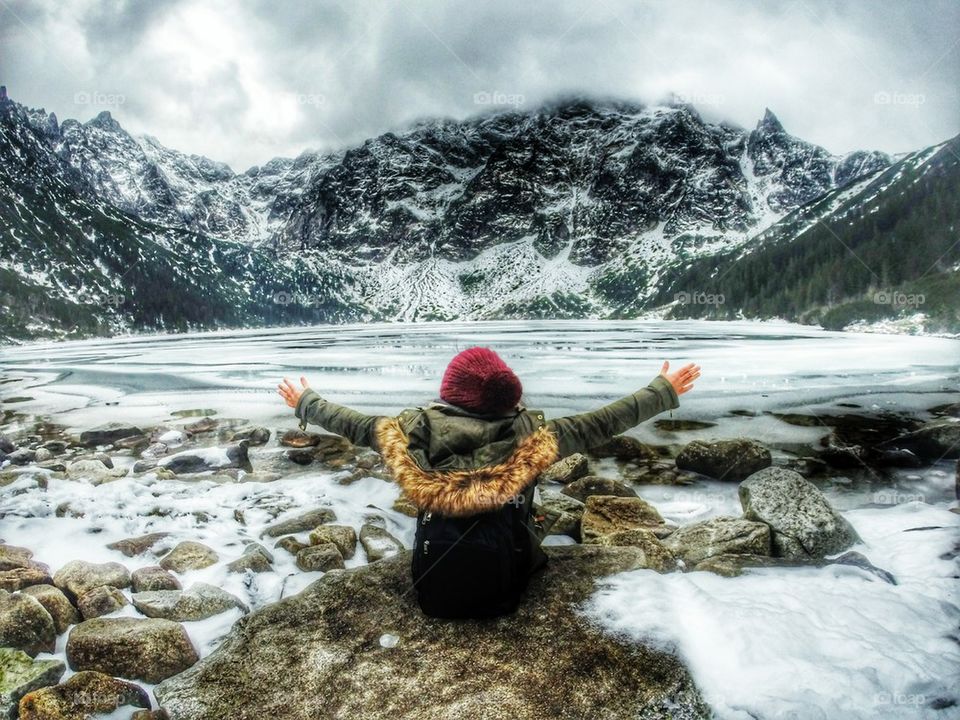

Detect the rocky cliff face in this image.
[2,92,903,338]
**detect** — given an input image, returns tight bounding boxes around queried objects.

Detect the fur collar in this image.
[373,416,559,517]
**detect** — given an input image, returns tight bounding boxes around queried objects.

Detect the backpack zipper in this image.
[422,539,430,555]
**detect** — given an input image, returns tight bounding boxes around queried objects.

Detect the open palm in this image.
[660,361,700,395]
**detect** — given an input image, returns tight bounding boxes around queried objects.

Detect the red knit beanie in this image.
[439,346,523,415]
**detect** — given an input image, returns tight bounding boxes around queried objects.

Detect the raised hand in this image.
[660,361,700,396]
[278,376,310,409]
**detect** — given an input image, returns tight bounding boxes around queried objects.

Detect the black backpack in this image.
[408,410,547,619]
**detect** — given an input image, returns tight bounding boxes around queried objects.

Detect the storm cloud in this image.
[1,0,957,171]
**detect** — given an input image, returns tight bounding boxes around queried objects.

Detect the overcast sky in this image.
[2,0,957,172]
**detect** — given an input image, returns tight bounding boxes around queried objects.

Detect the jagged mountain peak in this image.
[757,107,785,134]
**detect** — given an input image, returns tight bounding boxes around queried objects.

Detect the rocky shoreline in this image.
[0,401,958,718]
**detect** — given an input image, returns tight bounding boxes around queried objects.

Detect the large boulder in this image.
[159,443,250,475]
[0,591,56,657]
[739,467,861,559]
[53,560,131,602]
[132,583,246,621]
[261,508,337,538]
[158,542,219,573]
[308,525,357,560]
[592,529,677,572]
[537,490,585,540]
[79,424,144,447]
[154,547,708,719]
[131,566,181,593]
[358,524,404,562]
[65,459,128,485]
[106,532,170,558]
[580,495,665,543]
[675,439,772,481]
[663,516,771,565]
[295,544,344,572]
[77,585,128,620]
[0,545,33,571]
[18,670,148,719]
[0,565,53,593]
[21,585,80,634]
[66,617,199,683]
[538,454,589,484]
[0,648,65,719]
[560,476,637,503]
[586,435,659,462]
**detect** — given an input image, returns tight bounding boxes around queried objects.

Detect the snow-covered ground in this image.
[1,319,958,719]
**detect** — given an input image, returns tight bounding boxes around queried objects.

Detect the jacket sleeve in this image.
[545,375,680,458]
[294,388,385,450]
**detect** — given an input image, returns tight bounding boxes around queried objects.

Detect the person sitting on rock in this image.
[278,346,699,618]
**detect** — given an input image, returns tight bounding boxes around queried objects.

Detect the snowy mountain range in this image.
[1,89,955,340]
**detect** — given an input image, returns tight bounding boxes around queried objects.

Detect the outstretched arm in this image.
[545,361,700,458]
[278,376,385,450]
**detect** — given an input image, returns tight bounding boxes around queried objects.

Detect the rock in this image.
[261,508,338,537]
[158,542,219,573]
[106,532,171,558]
[358,524,404,562]
[537,490,585,539]
[159,443,250,475]
[560,475,638,503]
[77,585,128,619]
[274,536,308,556]
[593,529,677,572]
[0,435,14,454]
[6,449,36,466]
[89,453,115,469]
[295,544,345,572]
[0,590,56,656]
[693,550,896,584]
[586,435,658,462]
[279,430,326,448]
[928,401,960,418]
[0,544,33,571]
[286,449,315,465]
[538,453,589,484]
[391,497,418,517]
[33,447,53,463]
[66,617,199,683]
[41,440,68,454]
[79,424,143,447]
[18,670,149,719]
[53,560,131,602]
[21,585,80,635]
[739,467,861,560]
[132,582,246,621]
[154,547,708,719]
[226,544,273,574]
[580,495,665,543]
[142,442,169,459]
[0,565,53,593]
[229,426,271,446]
[132,459,159,474]
[663,516,772,565]
[184,417,218,434]
[65,459,127,484]
[132,711,170,720]
[676,439,772,481]
[308,525,357,559]
[654,419,717,431]
[830,551,897,584]
[36,460,67,473]
[0,648,65,720]
[131,566,182,593]
[876,419,960,461]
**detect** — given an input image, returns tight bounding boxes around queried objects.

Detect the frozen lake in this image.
[1,319,958,719]
[2,317,958,432]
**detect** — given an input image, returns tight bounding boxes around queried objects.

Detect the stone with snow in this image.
[739,467,860,559]
[132,582,246,621]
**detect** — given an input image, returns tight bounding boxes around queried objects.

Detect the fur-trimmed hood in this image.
[374,415,559,517]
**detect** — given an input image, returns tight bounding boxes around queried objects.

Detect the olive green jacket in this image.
[294,374,679,470]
